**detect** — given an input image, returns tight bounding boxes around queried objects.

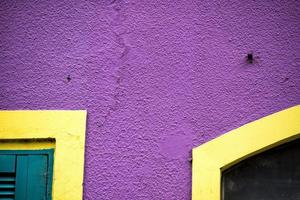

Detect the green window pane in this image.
[0,155,16,173]
[0,150,54,200]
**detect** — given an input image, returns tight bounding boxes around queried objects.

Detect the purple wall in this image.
[1,1,299,199]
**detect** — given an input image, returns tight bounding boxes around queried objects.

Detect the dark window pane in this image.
[222,138,300,200]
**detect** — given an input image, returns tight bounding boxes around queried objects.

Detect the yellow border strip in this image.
[0,139,55,150]
[192,105,300,200]
[0,111,87,200]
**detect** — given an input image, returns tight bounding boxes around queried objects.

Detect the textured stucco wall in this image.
[0,0,299,199]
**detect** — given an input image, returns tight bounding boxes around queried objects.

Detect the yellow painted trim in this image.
[0,111,87,200]
[0,139,55,150]
[192,105,300,200]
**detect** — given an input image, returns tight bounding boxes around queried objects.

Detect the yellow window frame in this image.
[192,105,300,200]
[0,110,87,200]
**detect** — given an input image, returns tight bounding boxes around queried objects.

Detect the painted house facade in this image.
[0,0,299,199]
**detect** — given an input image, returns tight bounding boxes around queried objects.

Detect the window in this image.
[0,149,54,200]
[192,105,300,200]
[0,111,87,200]
[222,138,300,200]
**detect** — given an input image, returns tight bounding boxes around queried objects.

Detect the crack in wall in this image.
[98,1,130,128]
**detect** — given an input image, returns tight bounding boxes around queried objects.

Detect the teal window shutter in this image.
[0,155,16,199]
[0,150,54,200]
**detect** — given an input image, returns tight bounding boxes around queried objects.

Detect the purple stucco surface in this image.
[0,0,300,199]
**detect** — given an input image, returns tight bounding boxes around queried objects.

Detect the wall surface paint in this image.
[0,1,299,199]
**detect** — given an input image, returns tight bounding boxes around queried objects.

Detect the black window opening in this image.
[222,138,300,200]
